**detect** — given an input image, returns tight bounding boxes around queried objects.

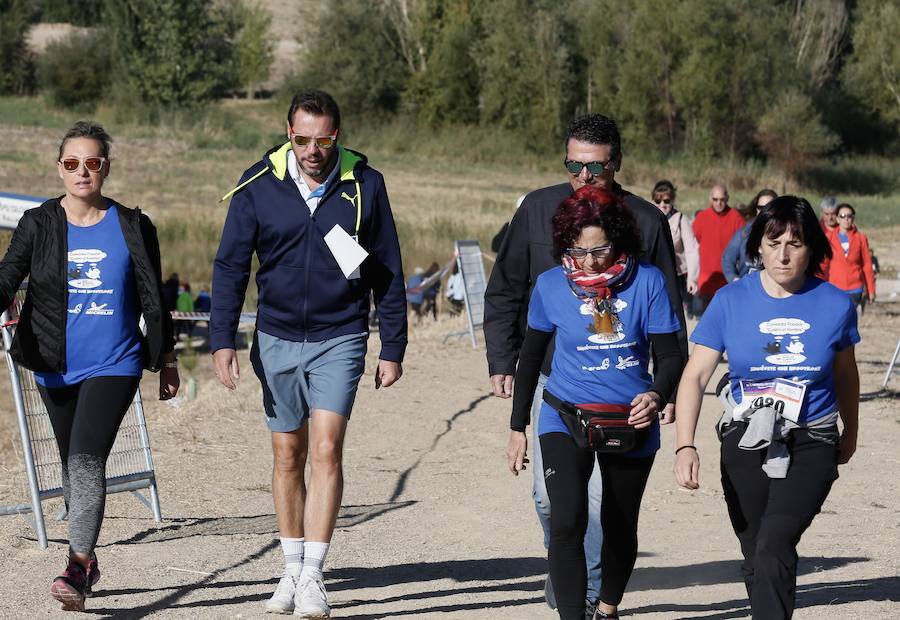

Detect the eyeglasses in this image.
[289,131,338,149]
[837,213,855,219]
[564,159,613,176]
[59,156,107,173]
[566,245,612,260]
[711,197,728,203]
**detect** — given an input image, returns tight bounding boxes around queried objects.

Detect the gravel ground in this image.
[0,304,898,619]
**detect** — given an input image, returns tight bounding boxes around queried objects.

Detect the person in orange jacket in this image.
[821,203,876,313]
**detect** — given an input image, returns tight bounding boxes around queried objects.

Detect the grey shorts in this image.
[250,330,368,433]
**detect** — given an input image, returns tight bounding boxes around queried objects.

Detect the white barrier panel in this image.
[1,288,162,548]
[0,192,44,231]
[454,240,487,348]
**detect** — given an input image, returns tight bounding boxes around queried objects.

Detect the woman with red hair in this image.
[505,186,683,619]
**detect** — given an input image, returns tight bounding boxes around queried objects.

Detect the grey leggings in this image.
[38,376,140,555]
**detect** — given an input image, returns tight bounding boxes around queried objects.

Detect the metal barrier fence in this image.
[0,288,162,548]
[441,240,487,348]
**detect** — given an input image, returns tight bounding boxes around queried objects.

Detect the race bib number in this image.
[733,378,807,423]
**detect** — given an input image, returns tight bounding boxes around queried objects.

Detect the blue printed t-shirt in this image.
[530,263,680,457]
[690,271,859,424]
[36,205,143,387]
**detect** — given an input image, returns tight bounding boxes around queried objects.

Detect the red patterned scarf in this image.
[561,253,635,334]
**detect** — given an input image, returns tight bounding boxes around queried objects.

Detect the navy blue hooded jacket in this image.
[210,142,407,362]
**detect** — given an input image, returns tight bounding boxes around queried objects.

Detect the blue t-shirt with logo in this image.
[529,263,680,457]
[36,205,143,387]
[690,271,859,424]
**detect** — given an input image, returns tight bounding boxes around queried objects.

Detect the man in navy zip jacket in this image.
[210,90,406,618]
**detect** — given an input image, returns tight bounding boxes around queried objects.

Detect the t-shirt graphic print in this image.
[36,206,143,387]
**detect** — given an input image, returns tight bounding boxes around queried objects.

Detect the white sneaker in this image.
[293,569,330,618]
[266,566,302,614]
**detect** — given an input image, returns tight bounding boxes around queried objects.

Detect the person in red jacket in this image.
[822,203,876,313]
[692,184,745,315]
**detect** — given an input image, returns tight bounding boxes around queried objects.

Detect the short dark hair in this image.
[287,90,341,129]
[58,120,112,160]
[746,196,832,276]
[652,179,677,201]
[552,186,642,262]
[565,114,621,158]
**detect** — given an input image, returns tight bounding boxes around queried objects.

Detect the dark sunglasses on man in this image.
[564,159,614,176]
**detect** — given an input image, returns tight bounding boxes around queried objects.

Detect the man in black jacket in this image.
[483,113,686,614]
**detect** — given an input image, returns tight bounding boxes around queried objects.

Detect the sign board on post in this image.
[456,240,487,348]
[0,192,44,231]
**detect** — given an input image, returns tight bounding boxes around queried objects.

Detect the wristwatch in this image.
[163,359,178,369]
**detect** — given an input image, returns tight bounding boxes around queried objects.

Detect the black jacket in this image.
[0,198,175,373]
[484,182,688,377]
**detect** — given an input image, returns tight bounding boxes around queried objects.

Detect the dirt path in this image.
[0,305,898,618]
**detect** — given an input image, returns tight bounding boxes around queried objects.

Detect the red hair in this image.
[552,186,641,261]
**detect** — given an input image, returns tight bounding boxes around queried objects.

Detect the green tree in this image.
[756,90,840,186]
[38,31,113,109]
[403,0,482,125]
[103,0,224,107]
[0,0,37,95]
[37,0,103,25]
[292,0,410,117]
[215,0,275,98]
[842,0,900,127]
[478,0,578,152]
[671,0,796,157]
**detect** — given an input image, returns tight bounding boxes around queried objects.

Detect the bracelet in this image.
[163,360,178,369]
[675,445,697,455]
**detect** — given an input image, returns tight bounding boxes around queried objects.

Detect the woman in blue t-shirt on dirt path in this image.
[0,121,179,612]
[506,186,683,620]
[674,196,860,620]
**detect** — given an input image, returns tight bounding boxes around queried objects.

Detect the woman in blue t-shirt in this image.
[0,122,179,611]
[507,186,683,620]
[674,196,860,619]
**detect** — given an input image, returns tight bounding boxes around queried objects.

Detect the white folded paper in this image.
[324,224,368,279]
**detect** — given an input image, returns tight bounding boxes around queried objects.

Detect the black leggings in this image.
[540,432,655,619]
[38,376,141,554]
[720,425,839,620]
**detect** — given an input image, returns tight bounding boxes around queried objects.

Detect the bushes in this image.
[0,0,37,95]
[37,31,112,109]
[30,0,274,112]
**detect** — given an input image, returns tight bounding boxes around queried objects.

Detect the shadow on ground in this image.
[628,575,899,619]
[107,501,416,545]
[81,555,882,619]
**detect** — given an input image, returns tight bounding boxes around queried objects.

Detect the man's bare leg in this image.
[304,409,348,544]
[271,426,309,538]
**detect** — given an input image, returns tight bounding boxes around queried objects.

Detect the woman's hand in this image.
[628,391,660,429]
[506,430,529,475]
[159,367,180,400]
[838,428,857,464]
[659,402,676,424]
[674,447,700,489]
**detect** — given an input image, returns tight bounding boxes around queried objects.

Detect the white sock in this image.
[302,541,329,574]
[280,537,304,570]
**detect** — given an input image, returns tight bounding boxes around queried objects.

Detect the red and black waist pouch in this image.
[543,389,641,453]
